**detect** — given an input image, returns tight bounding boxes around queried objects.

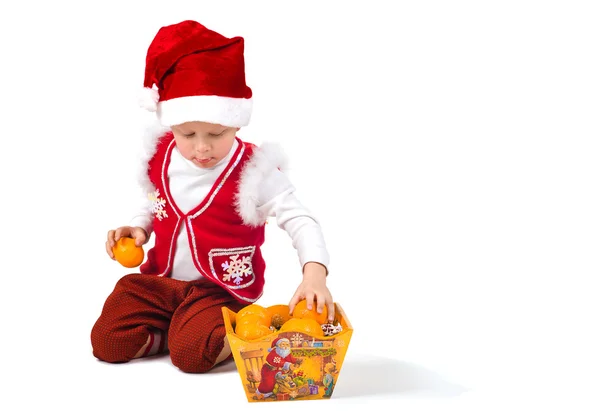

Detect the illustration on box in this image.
[224,302,351,402]
[244,332,344,400]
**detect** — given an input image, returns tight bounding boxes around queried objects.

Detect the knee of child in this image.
[170,346,214,373]
[115,273,142,288]
[170,328,224,373]
[90,333,118,363]
[91,324,134,363]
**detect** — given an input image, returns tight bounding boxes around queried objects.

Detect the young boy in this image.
[91,20,334,373]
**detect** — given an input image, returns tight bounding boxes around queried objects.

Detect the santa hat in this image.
[268,337,289,352]
[139,20,253,128]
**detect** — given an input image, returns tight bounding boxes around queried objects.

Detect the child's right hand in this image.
[105,226,148,260]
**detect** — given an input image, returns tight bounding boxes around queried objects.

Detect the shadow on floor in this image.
[332,354,469,399]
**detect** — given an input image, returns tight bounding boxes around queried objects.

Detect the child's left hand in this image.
[288,262,335,323]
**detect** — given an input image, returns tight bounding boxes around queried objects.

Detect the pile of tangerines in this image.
[234,300,332,340]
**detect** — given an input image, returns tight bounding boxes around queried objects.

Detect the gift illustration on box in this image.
[250,335,340,400]
[222,303,353,402]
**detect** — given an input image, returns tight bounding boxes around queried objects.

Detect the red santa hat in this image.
[139,20,253,128]
[268,336,290,352]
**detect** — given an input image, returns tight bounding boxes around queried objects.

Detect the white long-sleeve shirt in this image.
[129,139,329,281]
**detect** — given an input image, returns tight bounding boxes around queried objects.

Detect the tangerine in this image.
[280,317,324,337]
[292,299,329,325]
[112,237,144,268]
[236,313,271,328]
[266,305,291,328]
[235,322,273,340]
[236,304,271,328]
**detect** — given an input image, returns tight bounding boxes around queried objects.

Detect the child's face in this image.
[171,121,239,168]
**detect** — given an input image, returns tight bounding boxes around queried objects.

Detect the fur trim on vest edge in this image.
[235,142,289,227]
[138,121,171,196]
[138,121,289,227]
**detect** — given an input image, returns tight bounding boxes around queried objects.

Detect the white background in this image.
[1,1,599,410]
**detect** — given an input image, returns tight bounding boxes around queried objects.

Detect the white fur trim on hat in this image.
[235,143,289,227]
[157,95,252,127]
[137,121,171,195]
[138,87,160,112]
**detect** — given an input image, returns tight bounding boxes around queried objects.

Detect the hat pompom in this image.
[138,87,159,112]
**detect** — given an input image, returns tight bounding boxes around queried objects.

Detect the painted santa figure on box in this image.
[256,337,303,399]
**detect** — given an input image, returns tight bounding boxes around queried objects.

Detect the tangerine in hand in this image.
[112,237,144,268]
[280,317,324,337]
[292,299,329,325]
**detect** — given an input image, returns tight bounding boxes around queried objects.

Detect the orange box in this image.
[222,303,353,402]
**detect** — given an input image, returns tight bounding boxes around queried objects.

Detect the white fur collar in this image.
[138,121,288,227]
[138,121,171,195]
[235,142,288,227]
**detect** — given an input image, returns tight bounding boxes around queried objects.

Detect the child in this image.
[91,20,334,373]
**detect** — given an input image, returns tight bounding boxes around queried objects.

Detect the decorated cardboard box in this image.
[222,303,353,402]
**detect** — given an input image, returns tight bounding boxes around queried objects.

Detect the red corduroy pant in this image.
[91,273,246,373]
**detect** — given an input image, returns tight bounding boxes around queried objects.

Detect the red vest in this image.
[140,132,266,303]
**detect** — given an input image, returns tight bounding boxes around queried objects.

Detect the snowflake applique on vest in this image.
[148,188,168,221]
[222,255,252,285]
[208,246,256,289]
